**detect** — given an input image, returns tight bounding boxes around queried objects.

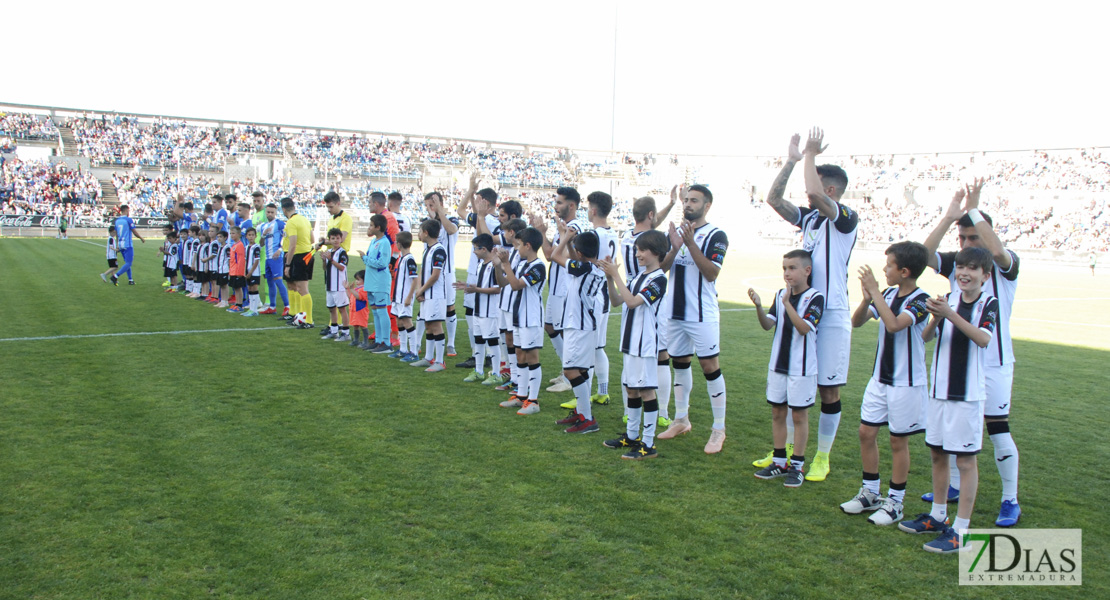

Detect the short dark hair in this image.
[251,191,264,198]
[499,200,523,219]
[687,184,713,202]
[783,249,812,267]
[266,202,277,209]
[353,269,366,281]
[421,218,442,238]
[213,194,224,202]
[635,229,669,260]
[189,225,200,234]
[369,214,387,232]
[119,204,129,212]
[957,211,994,228]
[238,202,250,210]
[204,203,213,213]
[477,188,499,204]
[327,227,342,238]
[955,246,994,272]
[517,227,543,252]
[323,191,340,204]
[503,218,527,235]
[224,194,237,202]
[397,231,413,249]
[556,187,581,204]
[245,227,257,236]
[168,230,179,239]
[816,165,848,198]
[587,191,613,217]
[217,231,228,239]
[472,233,494,251]
[387,191,403,202]
[573,230,600,260]
[182,201,193,210]
[424,191,443,203]
[280,198,295,211]
[108,225,116,232]
[632,196,656,223]
[886,241,928,279]
[370,191,387,205]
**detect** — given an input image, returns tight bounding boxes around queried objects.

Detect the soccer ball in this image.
[291,312,308,326]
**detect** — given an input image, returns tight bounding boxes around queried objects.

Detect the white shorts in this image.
[860,379,927,436]
[766,371,817,409]
[500,309,513,333]
[472,315,499,340]
[463,292,475,310]
[391,301,413,319]
[325,290,350,308]
[595,310,610,348]
[925,397,984,455]
[561,328,597,370]
[622,355,658,390]
[444,272,457,305]
[420,298,447,322]
[667,319,721,358]
[514,326,544,351]
[816,308,851,386]
[984,363,1014,418]
[545,294,566,329]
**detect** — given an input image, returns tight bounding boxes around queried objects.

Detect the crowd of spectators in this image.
[0,112,59,141]
[112,172,220,213]
[0,158,100,207]
[226,124,286,156]
[288,134,422,179]
[69,115,225,170]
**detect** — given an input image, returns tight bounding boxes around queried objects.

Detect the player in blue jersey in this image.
[259,203,290,315]
[113,205,146,285]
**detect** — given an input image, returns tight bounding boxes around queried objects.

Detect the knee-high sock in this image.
[414,319,425,351]
[572,374,592,420]
[275,279,289,308]
[626,395,642,440]
[498,336,508,371]
[641,398,659,446]
[289,291,301,315]
[989,421,1019,502]
[507,350,519,389]
[622,385,629,420]
[785,408,795,445]
[446,310,457,348]
[473,337,487,374]
[594,348,610,396]
[550,330,564,360]
[673,363,693,420]
[398,325,409,353]
[817,401,841,453]
[487,340,501,376]
[300,293,313,324]
[434,333,445,364]
[527,363,541,401]
[424,330,436,361]
[705,369,726,429]
[657,360,672,419]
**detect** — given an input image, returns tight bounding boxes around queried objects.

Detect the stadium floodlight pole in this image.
[609,1,618,197]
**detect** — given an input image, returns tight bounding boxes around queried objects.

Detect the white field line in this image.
[0,327,291,343]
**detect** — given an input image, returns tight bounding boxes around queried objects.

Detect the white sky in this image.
[6,0,1109,156]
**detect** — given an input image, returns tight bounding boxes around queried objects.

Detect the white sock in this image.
[626,400,641,440]
[888,487,906,504]
[474,339,487,375]
[446,312,457,348]
[487,341,501,377]
[949,454,961,491]
[991,431,1020,502]
[706,372,726,429]
[621,386,629,421]
[785,408,795,445]
[673,365,693,420]
[572,375,592,420]
[594,347,609,396]
[656,362,671,419]
[864,477,881,496]
[931,502,948,522]
[953,516,970,532]
[398,328,409,353]
[641,405,658,446]
[508,353,520,388]
[415,319,425,349]
[551,331,564,359]
[817,406,841,453]
[424,334,435,361]
[434,337,445,364]
[528,364,541,401]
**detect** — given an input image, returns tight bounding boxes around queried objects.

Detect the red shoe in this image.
[206,296,218,303]
[564,416,599,433]
[281,307,290,317]
[556,411,580,425]
[229,295,237,303]
[259,307,276,315]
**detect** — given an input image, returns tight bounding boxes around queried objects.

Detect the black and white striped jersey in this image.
[591,226,619,314]
[106,237,118,260]
[324,248,348,292]
[420,242,449,300]
[209,240,223,273]
[435,216,460,276]
[869,287,931,387]
[796,203,858,310]
[510,258,546,328]
[246,243,261,277]
[164,243,179,270]
[498,248,521,312]
[936,250,1018,367]
[766,288,824,377]
[548,217,590,297]
[393,254,418,305]
[665,223,729,322]
[562,259,606,331]
[620,229,645,283]
[619,268,668,357]
[930,292,999,402]
[394,211,412,233]
[217,242,231,275]
[473,260,499,318]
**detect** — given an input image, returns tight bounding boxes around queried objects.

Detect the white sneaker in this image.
[868,497,904,525]
[840,487,884,514]
[546,376,572,393]
[410,359,432,368]
[334,333,351,342]
[100,273,108,283]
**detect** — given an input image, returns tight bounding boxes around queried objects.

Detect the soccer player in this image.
[900,246,998,554]
[358,215,392,352]
[160,230,181,292]
[489,218,527,392]
[455,172,498,371]
[320,227,351,341]
[369,191,400,347]
[423,192,460,357]
[494,227,546,415]
[391,232,420,361]
[388,191,411,233]
[259,203,290,316]
[214,231,232,308]
[410,220,450,372]
[178,227,194,295]
[842,242,931,525]
[600,230,670,459]
[281,197,315,329]
[196,230,211,300]
[657,185,730,454]
[211,195,229,233]
[226,226,247,312]
[586,191,619,405]
[921,180,1022,527]
[113,205,145,285]
[241,227,263,316]
[549,228,605,434]
[101,225,119,285]
[529,186,589,393]
[765,129,859,480]
[473,192,524,376]
[749,250,824,487]
[455,233,502,383]
[249,191,270,306]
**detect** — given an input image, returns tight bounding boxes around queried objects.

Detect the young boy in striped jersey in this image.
[841,241,931,525]
[391,232,420,360]
[455,234,502,383]
[160,230,180,292]
[494,227,547,415]
[600,229,670,459]
[241,228,263,316]
[900,246,998,554]
[749,250,824,487]
[321,228,351,341]
[411,220,450,371]
[101,225,119,285]
[214,230,231,307]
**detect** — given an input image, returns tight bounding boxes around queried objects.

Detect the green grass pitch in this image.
[0,237,1104,599]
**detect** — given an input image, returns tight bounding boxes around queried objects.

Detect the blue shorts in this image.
[265,258,284,279]
[369,291,390,307]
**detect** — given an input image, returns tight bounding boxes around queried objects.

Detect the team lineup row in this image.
[102,129,1023,555]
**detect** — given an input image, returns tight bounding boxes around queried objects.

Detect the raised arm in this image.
[766,134,802,224]
[748,289,775,331]
[962,177,1012,270]
[802,127,838,219]
[653,186,680,228]
[661,222,682,272]
[436,200,458,235]
[600,259,640,308]
[923,189,965,271]
[456,171,479,220]
[859,266,915,332]
[529,211,554,260]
